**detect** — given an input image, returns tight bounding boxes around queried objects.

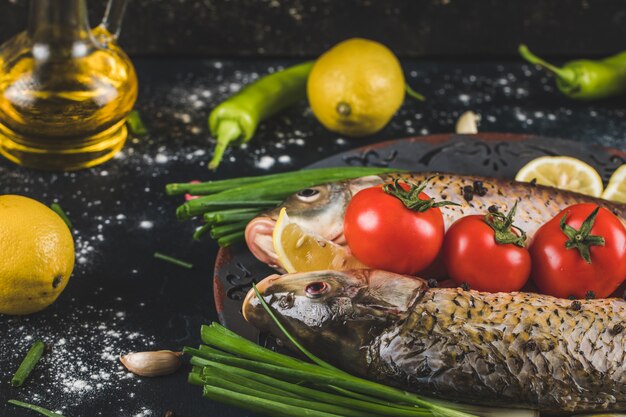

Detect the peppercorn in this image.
[460,282,471,291]
[585,291,596,300]
[427,279,438,288]
[488,205,499,213]
[612,323,624,335]
[570,300,582,311]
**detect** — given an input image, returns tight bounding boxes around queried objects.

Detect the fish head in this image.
[242,269,426,370]
[244,176,384,268]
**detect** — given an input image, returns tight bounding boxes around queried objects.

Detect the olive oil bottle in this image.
[0,0,137,170]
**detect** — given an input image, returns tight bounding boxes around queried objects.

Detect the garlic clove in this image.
[120,350,183,377]
[455,111,480,134]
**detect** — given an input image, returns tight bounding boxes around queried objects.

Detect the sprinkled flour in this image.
[2,306,155,415]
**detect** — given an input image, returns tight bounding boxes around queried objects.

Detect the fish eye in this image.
[305,281,329,298]
[296,188,320,202]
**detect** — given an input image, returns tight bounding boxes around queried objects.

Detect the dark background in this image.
[1,1,626,417]
[2,0,626,58]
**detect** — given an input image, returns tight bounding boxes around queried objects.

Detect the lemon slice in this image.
[515,156,603,197]
[602,164,626,202]
[272,207,365,273]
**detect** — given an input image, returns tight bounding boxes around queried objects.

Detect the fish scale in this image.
[369,287,626,413]
[244,270,626,414]
[248,172,626,269]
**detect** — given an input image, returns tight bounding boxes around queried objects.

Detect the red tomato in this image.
[344,184,445,275]
[442,215,531,292]
[530,203,626,299]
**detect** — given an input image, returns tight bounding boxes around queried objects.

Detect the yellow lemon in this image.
[602,164,626,203]
[515,156,604,197]
[273,208,365,273]
[307,38,405,137]
[0,195,74,315]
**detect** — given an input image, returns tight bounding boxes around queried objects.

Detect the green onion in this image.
[166,167,399,196]
[203,208,259,225]
[7,400,64,417]
[127,110,148,136]
[11,340,45,387]
[216,231,245,247]
[193,224,211,241]
[177,200,279,221]
[186,321,478,417]
[168,167,403,244]
[210,221,250,239]
[201,384,341,417]
[153,252,194,269]
[50,203,72,229]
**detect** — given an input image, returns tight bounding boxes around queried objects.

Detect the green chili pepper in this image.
[519,44,626,100]
[208,61,314,170]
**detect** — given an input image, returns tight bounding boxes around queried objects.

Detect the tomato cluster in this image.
[344,180,626,299]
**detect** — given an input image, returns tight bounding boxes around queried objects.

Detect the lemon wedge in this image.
[515,156,603,197]
[272,207,365,273]
[602,164,626,203]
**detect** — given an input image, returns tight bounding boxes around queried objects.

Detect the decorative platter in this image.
[213,132,626,344]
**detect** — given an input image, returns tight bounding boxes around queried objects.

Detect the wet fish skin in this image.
[243,270,626,414]
[245,172,626,268]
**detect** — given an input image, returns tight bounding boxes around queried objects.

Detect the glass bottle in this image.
[0,0,138,170]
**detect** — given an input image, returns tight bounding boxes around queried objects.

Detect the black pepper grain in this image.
[529,178,537,186]
[585,291,596,300]
[567,295,576,300]
[427,279,438,288]
[460,282,471,291]
[488,205,498,213]
[611,323,624,335]
[570,300,582,311]
[525,340,537,351]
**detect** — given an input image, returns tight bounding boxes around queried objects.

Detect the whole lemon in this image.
[0,195,74,315]
[307,38,405,137]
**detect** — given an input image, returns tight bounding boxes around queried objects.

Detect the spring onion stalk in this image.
[204,373,383,417]
[127,110,148,136]
[210,221,250,239]
[186,323,476,417]
[216,231,245,247]
[177,200,280,221]
[153,252,194,269]
[11,340,46,387]
[201,384,343,417]
[166,167,399,196]
[7,400,64,417]
[200,361,431,416]
[50,203,72,229]
[168,167,403,244]
[193,224,211,241]
[203,208,259,224]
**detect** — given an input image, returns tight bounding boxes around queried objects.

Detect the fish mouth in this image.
[242,273,281,324]
[245,216,279,267]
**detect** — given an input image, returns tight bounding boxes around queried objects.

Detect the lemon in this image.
[602,164,626,202]
[307,38,405,137]
[273,208,364,273]
[515,156,603,197]
[0,195,75,315]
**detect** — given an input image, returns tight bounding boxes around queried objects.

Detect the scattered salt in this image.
[256,155,276,169]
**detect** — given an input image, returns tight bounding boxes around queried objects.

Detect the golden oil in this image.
[0,0,137,171]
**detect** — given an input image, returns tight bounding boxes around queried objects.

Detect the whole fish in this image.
[244,172,626,270]
[243,269,626,414]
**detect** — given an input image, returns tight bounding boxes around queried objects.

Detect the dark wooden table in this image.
[1,58,625,417]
